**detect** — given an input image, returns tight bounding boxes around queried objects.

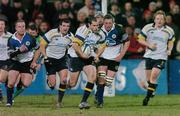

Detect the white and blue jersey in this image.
[100,24,129,60]
[8,32,36,63]
[0,32,12,61]
[43,28,73,59]
[68,25,106,57]
[139,23,175,60]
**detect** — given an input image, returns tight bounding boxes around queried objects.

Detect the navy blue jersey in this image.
[8,32,37,63]
[101,24,129,47]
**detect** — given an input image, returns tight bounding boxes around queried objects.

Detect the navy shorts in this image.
[98,58,120,72]
[44,56,68,75]
[145,58,166,70]
[10,60,33,74]
[68,56,95,72]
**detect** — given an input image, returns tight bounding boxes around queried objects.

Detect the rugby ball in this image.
[81,44,91,56]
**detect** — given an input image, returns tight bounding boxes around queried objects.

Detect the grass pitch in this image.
[1,94,180,116]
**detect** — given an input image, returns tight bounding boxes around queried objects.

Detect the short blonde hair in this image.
[154,10,166,20]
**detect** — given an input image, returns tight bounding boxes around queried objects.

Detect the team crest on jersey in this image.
[112,34,116,39]
[26,41,30,46]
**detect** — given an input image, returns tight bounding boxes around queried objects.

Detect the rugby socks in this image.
[7,87,13,105]
[81,82,94,102]
[97,84,105,104]
[13,81,24,99]
[146,82,158,99]
[58,84,66,103]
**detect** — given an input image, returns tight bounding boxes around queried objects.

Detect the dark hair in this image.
[59,19,71,25]
[104,14,114,22]
[28,23,38,31]
[87,17,97,24]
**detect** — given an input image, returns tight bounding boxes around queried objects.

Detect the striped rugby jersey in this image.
[0,32,12,60]
[8,32,37,63]
[140,23,175,60]
[68,25,106,57]
[43,28,73,59]
[100,24,129,60]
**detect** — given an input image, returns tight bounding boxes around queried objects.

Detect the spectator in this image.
[39,21,50,36]
[78,0,93,17]
[141,10,153,27]
[126,26,144,59]
[109,3,126,25]
[166,13,180,59]
[170,4,180,28]
[75,11,87,28]
[0,0,13,31]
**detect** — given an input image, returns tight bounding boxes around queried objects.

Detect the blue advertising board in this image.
[169,60,180,94]
[1,60,168,95]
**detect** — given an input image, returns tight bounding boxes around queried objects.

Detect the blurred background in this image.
[0,0,180,95]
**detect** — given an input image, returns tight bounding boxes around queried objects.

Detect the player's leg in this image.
[56,69,68,107]
[69,71,81,87]
[13,75,23,99]
[96,66,107,106]
[96,58,108,107]
[0,69,8,102]
[44,58,56,90]
[143,59,165,106]
[79,65,96,109]
[6,70,19,106]
[68,57,83,88]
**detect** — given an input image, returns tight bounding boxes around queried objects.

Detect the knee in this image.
[69,81,77,88]
[8,83,15,88]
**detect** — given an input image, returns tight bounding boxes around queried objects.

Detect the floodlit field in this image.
[1,94,180,116]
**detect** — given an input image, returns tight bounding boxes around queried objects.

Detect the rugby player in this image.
[40,19,73,108]
[6,20,37,107]
[95,14,130,108]
[68,17,106,109]
[137,10,175,106]
[0,14,12,103]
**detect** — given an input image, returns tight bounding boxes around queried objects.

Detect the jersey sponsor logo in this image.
[106,38,116,46]
[26,41,30,46]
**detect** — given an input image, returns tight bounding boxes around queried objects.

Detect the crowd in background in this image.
[0,0,180,59]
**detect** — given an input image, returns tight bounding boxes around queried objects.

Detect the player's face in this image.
[15,22,26,35]
[60,22,70,35]
[0,20,5,33]
[89,21,99,33]
[104,19,113,32]
[154,14,165,28]
[28,29,38,38]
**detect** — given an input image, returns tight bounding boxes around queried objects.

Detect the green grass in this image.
[1,94,180,116]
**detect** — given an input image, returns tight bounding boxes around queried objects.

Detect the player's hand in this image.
[94,56,99,63]
[148,43,157,51]
[167,50,172,56]
[30,62,37,69]
[114,55,123,62]
[81,54,89,59]
[19,44,28,52]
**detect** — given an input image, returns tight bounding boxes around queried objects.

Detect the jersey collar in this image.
[101,24,115,34]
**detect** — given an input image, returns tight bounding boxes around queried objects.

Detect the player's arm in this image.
[167,37,175,56]
[40,38,48,58]
[72,26,89,59]
[8,37,27,58]
[71,41,89,59]
[31,49,41,69]
[137,33,157,50]
[115,40,130,62]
